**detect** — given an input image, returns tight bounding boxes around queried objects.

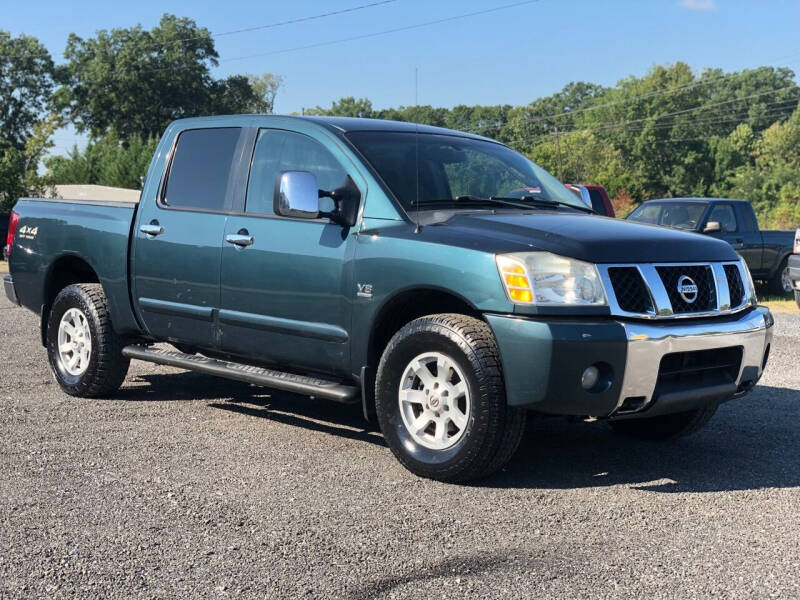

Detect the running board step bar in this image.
[122,345,359,403]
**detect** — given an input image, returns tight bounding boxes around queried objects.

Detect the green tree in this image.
[55,14,257,139]
[528,131,632,197]
[0,32,55,150]
[305,97,375,118]
[0,114,59,210]
[0,32,57,211]
[246,73,283,114]
[502,82,606,152]
[722,106,800,227]
[46,133,158,190]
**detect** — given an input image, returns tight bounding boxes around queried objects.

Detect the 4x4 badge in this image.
[357,283,373,299]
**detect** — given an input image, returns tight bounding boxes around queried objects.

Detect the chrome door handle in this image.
[226,234,254,247]
[140,223,164,236]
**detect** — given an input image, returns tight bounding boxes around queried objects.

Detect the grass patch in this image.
[756,285,797,312]
[0,261,8,274]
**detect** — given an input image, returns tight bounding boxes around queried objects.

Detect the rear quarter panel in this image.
[760,229,795,275]
[9,199,140,335]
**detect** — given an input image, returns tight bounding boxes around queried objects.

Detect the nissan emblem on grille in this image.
[677,275,699,304]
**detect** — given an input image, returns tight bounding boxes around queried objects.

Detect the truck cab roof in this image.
[169,114,496,142]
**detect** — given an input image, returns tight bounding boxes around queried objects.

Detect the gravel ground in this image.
[1,293,799,599]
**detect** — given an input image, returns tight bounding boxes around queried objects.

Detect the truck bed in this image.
[8,197,140,336]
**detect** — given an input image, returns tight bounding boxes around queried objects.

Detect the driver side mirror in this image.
[703,220,722,233]
[275,171,320,220]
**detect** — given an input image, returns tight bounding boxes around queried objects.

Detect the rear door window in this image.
[163,128,242,211]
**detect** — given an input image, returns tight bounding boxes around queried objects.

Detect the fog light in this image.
[581,366,600,390]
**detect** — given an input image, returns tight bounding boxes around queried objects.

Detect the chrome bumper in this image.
[614,306,773,417]
[3,274,18,305]
[789,254,800,289]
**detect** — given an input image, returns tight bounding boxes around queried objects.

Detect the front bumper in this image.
[788,254,800,289]
[486,306,773,419]
[3,274,18,305]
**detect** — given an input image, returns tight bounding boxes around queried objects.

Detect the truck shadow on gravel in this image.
[117,372,385,448]
[117,374,798,492]
[485,385,800,493]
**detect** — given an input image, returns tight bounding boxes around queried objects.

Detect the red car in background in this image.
[565,184,615,217]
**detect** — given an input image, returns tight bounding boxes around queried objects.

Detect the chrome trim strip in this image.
[613,306,772,414]
[639,264,674,317]
[711,262,730,311]
[597,261,749,320]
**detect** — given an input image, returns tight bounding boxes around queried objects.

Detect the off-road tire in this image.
[794,289,800,309]
[46,283,130,397]
[768,257,792,296]
[608,402,718,441]
[375,313,525,483]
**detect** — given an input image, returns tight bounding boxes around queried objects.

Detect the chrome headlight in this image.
[496,252,607,306]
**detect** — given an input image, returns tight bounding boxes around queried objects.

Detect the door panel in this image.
[219,218,351,373]
[217,127,360,374]
[704,203,762,272]
[132,127,244,348]
[133,211,226,347]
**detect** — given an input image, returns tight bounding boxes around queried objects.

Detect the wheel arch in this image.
[773,251,792,278]
[360,286,482,420]
[40,254,101,346]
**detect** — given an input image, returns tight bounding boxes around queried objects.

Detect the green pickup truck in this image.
[3,116,774,482]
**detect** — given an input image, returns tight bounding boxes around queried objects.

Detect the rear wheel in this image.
[375,314,525,483]
[46,283,130,397]
[608,403,718,441]
[768,257,792,296]
[795,289,800,309]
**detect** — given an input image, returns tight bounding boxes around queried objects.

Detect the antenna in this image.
[414,121,421,233]
[414,65,421,233]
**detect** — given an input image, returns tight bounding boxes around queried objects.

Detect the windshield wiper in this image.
[453,195,535,211]
[491,195,594,214]
[425,195,594,214]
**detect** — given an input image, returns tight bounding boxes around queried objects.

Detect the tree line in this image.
[0,15,282,207]
[2,14,799,227]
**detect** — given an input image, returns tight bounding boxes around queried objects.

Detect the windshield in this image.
[346,131,586,212]
[627,201,708,230]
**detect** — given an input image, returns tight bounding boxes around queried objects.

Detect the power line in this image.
[538,85,796,139]
[499,88,800,149]
[465,99,796,141]
[219,0,542,64]
[0,0,399,60]
[521,59,800,126]
[465,66,800,140]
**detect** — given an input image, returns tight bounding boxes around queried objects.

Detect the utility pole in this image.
[554,125,563,182]
[414,66,419,106]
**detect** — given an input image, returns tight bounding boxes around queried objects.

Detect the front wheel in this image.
[375,314,525,483]
[46,283,130,397]
[608,403,718,441]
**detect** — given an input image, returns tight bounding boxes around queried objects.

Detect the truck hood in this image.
[403,211,740,263]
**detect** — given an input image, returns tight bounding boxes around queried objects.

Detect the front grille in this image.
[607,267,653,313]
[724,264,745,307]
[655,346,743,394]
[656,265,716,313]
